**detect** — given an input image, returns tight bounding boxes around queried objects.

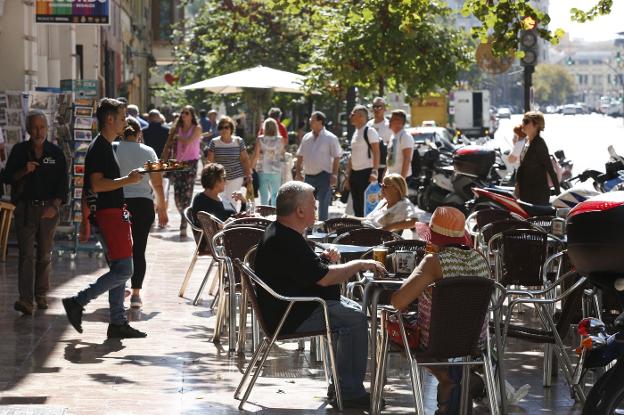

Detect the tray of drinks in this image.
[138,159,189,174]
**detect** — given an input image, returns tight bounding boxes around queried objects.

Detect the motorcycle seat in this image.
[517,200,556,217]
[483,187,515,198]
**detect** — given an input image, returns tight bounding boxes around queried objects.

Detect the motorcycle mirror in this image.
[615,278,624,292]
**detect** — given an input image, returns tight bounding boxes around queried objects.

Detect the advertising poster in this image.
[35,1,110,25]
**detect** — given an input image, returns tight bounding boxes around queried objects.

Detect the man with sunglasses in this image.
[367,97,392,180]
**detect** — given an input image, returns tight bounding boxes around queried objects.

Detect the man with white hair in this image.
[254,181,387,408]
[126,104,148,129]
[3,110,68,315]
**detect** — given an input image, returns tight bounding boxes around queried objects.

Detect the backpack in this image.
[363,124,388,165]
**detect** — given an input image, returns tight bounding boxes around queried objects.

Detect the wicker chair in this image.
[323,217,363,234]
[373,276,500,415]
[192,212,224,306]
[224,216,272,229]
[0,201,15,261]
[478,218,536,255]
[211,227,265,352]
[254,205,276,217]
[233,258,344,411]
[178,207,221,298]
[526,215,555,233]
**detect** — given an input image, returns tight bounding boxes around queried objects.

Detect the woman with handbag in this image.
[206,116,252,209]
[161,105,202,239]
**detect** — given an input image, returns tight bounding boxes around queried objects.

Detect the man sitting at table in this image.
[255,181,387,409]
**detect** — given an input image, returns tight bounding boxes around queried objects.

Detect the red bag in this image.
[386,312,420,350]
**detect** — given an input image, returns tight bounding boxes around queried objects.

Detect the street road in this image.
[492,113,624,176]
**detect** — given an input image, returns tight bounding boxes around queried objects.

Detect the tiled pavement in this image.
[0,199,587,414]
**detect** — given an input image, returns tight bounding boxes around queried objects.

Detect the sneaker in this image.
[130,295,142,309]
[14,300,34,316]
[62,297,84,333]
[107,322,147,339]
[328,392,380,410]
[35,296,48,310]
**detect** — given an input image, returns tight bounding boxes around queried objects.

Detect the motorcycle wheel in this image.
[583,360,624,415]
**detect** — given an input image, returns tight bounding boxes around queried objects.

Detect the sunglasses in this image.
[181,111,191,115]
[218,125,231,131]
[522,119,530,125]
[372,105,384,109]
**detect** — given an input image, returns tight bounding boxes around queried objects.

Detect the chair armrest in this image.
[507,275,586,308]
[382,219,417,232]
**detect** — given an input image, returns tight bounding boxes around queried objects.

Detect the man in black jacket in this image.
[4,110,68,315]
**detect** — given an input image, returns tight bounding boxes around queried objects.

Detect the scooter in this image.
[566,192,624,414]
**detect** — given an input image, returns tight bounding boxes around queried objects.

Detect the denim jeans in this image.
[75,257,133,325]
[294,296,368,400]
[258,172,281,206]
[305,171,332,221]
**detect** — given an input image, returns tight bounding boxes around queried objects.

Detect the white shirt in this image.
[297,128,342,175]
[367,118,392,145]
[509,137,526,168]
[114,141,158,200]
[363,197,420,228]
[350,125,380,171]
[386,129,414,177]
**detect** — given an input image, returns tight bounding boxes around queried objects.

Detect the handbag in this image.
[385,312,420,350]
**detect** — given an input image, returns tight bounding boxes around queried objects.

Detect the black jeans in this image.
[125,198,155,289]
[349,168,372,217]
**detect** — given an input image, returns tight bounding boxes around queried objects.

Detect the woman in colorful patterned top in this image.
[391,206,490,414]
[251,118,285,206]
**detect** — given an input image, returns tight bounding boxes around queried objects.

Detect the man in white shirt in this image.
[295,111,342,220]
[367,97,392,179]
[347,105,380,217]
[386,110,414,178]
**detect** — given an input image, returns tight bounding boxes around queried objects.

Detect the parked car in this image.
[562,104,577,115]
[496,107,512,119]
[407,126,457,153]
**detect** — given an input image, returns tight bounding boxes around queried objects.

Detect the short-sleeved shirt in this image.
[142,122,170,159]
[2,140,68,204]
[367,119,392,145]
[386,129,414,176]
[363,197,419,229]
[350,125,380,171]
[256,135,284,174]
[255,221,338,334]
[297,128,342,176]
[85,135,124,210]
[114,141,158,200]
[207,136,246,180]
[191,192,243,223]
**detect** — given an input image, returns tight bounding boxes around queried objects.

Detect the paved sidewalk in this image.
[0,199,584,414]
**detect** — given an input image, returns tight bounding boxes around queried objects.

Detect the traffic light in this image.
[519,16,538,66]
[566,56,574,65]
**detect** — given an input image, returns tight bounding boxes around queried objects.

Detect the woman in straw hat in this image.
[391,206,489,414]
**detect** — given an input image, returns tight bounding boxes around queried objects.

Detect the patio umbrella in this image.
[179,65,307,94]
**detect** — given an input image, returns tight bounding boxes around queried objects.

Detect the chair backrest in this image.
[234,258,282,338]
[499,229,548,287]
[333,227,403,246]
[195,211,224,257]
[475,208,512,230]
[426,276,494,359]
[254,205,276,217]
[323,217,363,234]
[214,227,265,282]
[360,239,427,272]
[244,245,257,269]
[480,218,534,245]
[183,206,202,233]
[224,216,272,229]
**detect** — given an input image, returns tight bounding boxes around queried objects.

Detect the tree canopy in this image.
[533,64,576,105]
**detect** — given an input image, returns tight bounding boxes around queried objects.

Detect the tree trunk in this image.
[346,86,357,139]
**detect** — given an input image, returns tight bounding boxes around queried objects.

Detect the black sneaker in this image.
[328,392,382,410]
[107,322,147,339]
[62,297,84,333]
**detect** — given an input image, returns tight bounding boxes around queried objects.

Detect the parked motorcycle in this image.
[566,192,624,414]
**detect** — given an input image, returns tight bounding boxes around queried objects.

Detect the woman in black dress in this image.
[515,111,560,205]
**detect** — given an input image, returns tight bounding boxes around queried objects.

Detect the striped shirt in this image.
[417,247,490,350]
[207,136,246,180]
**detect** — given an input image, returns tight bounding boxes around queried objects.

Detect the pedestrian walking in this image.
[294,111,342,220]
[251,118,285,206]
[346,105,380,217]
[62,98,146,339]
[161,105,202,239]
[199,109,218,167]
[3,110,68,315]
[114,118,168,309]
[258,107,289,144]
[385,109,414,178]
[142,109,169,159]
[127,104,148,129]
[206,116,252,208]
[367,97,392,179]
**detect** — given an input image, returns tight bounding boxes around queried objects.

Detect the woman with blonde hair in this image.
[251,118,285,206]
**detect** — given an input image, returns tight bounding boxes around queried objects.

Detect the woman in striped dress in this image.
[391,206,489,415]
[206,116,252,208]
